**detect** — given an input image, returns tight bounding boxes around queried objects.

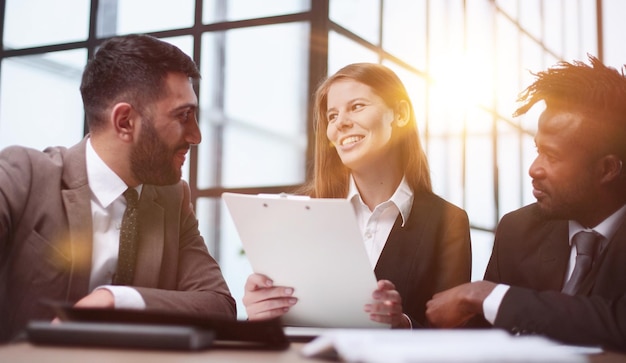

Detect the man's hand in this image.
[426,281,497,328]
[243,273,297,320]
[52,288,115,323]
[364,280,409,328]
[73,288,116,309]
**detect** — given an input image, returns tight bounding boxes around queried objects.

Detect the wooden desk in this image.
[1,342,626,363]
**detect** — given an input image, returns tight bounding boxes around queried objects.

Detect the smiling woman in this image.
[241,63,472,329]
[325,79,399,173]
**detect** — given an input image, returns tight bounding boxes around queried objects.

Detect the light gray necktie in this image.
[113,188,139,286]
[562,231,599,295]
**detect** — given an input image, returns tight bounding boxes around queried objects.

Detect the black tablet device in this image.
[27,301,290,351]
[27,321,215,351]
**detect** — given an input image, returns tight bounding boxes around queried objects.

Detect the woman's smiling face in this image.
[325,79,396,172]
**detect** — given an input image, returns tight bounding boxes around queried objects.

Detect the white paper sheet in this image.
[301,329,594,363]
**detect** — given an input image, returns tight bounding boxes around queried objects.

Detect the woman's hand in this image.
[242,273,298,320]
[364,279,410,329]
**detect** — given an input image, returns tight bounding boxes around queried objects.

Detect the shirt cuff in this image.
[482,284,510,324]
[96,285,146,310]
[403,313,413,329]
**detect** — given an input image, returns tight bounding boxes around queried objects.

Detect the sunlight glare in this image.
[429,52,494,126]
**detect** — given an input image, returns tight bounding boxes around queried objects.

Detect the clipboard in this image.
[222,192,389,329]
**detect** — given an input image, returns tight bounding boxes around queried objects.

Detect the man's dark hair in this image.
[514,55,626,121]
[514,55,626,159]
[80,34,200,132]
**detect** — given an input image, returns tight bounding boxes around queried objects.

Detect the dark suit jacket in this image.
[0,138,236,342]
[484,203,626,351]
[374,191,472,327]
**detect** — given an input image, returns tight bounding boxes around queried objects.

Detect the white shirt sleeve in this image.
[96,285,146,310]
[482,284,510,324]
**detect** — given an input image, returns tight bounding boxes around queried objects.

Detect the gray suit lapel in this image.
[61,138,94,301]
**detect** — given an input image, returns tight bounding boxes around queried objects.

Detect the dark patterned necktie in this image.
[561,231,599,295]
[113,188,139,285]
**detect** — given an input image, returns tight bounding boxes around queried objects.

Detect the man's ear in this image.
[599,154,623,184]
[111,102,135,141]
[394,100,410,128]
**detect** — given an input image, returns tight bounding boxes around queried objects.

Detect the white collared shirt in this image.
[483,204,626,324]
[85,138,145,309]
[348,176,413,269]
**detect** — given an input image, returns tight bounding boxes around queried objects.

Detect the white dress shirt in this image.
[348,176,413,269]
[348,175,414,328]
[85,138,145,309]
[483,204,626,324]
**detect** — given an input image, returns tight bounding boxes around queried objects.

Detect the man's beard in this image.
[130,119,182,185]
[535,195,583,222]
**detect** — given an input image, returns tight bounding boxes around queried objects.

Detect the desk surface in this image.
[1,342,626,363]
[0,342,306,363]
